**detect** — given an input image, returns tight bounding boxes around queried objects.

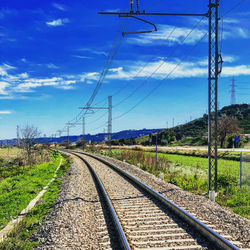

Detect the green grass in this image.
[0,151,61,230]
[0,153,71,249]
[171,137,207,146]
[101,149,249,219]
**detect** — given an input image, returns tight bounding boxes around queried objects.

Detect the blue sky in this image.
[0,0,249,139]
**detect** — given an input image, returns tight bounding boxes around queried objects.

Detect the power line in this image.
[113,16,205,108]
[56,1,131,134]
[93,0,202,106]
[223,0,248,16]
[113,31,208,121]
[86,17,205,128]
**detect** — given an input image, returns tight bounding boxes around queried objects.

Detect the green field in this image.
[101,149,249,218]
[0,152,71,249]
[0,151,61,230]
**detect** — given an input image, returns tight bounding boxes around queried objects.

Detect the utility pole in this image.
[82,117,85,140]
[103,128,107,142]
[16,125,20,147]
[155,132,158,172]
[172,118,175,128]
[100,1,221,200]
[230,77,236,105]
[108,96,112,152]
[79,96,112,151]
[67,126,69,143]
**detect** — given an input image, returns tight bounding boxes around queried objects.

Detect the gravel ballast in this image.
[35,151,249,249]
[96,153,250,248]
[35,154,115,249]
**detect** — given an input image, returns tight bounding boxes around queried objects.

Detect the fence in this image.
[240,152,250,187]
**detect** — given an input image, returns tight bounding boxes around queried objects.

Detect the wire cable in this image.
[113,31,208,120]
[223,0,248,16]
[113,16,205,108]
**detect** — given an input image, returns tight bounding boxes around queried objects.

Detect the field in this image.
[0,148,24,160]
[100,149,249,218]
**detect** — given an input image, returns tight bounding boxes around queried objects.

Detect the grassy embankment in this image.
[101,149,249,219]
[0,150,71,249]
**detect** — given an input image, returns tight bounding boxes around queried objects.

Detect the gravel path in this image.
[35,154,117,249]
[94,153,250,249]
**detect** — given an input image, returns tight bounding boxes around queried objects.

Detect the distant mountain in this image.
[0,128,162,146]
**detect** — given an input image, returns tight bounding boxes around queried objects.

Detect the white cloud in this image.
[103,9,121,12]
[81,57,250,82]
[0,82,10,95]
[81,72,99,84]
[0,110,12,114]
[46,18,70,27]
[3,63,16,70]
[15,82,42,92]
[0,67,8,76]
[64,80,76,85]
[221,65,250,77]
[14,77,77,92]
[52,3,66,11]
[21,58,27,63]
[222,18,240,24]
[198,55,236,66]
[57,85,74,90]
[19,72,29,78]
[77,48,107,56]
[127,24,207,46]
[72,55,92,59]
[46,63,59,69]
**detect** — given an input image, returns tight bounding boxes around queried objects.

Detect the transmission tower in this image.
[208,0,222,197]
[230,77,236,105]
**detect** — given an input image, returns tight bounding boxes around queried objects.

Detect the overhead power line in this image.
[223,0,248,16]
[113,31,208,120]
[113,16,205,108]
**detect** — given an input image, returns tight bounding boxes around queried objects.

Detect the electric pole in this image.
[82,117,85,140]
[67,126,69,143]
[172,118,175,128]
[16,125,20,147]
[108,96,112,152]
[208,0,222,199]
[79,96,112,150]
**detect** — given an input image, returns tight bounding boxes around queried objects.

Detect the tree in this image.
[20,125,40,165]
[217,115,241,148]
[76,138,87,149]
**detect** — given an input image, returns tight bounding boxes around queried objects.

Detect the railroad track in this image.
[64,150,241,250]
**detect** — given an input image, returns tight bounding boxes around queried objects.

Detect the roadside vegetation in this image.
[0,151,71,249]
[95,148,249,219]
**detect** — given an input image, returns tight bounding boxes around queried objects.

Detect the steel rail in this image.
[69,152,130,250]
[77,151,239,250]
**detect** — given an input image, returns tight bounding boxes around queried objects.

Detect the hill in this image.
[0,128,162,146]
[136,104,250,146]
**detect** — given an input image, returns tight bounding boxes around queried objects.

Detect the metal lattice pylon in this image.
[208,0,221,193]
